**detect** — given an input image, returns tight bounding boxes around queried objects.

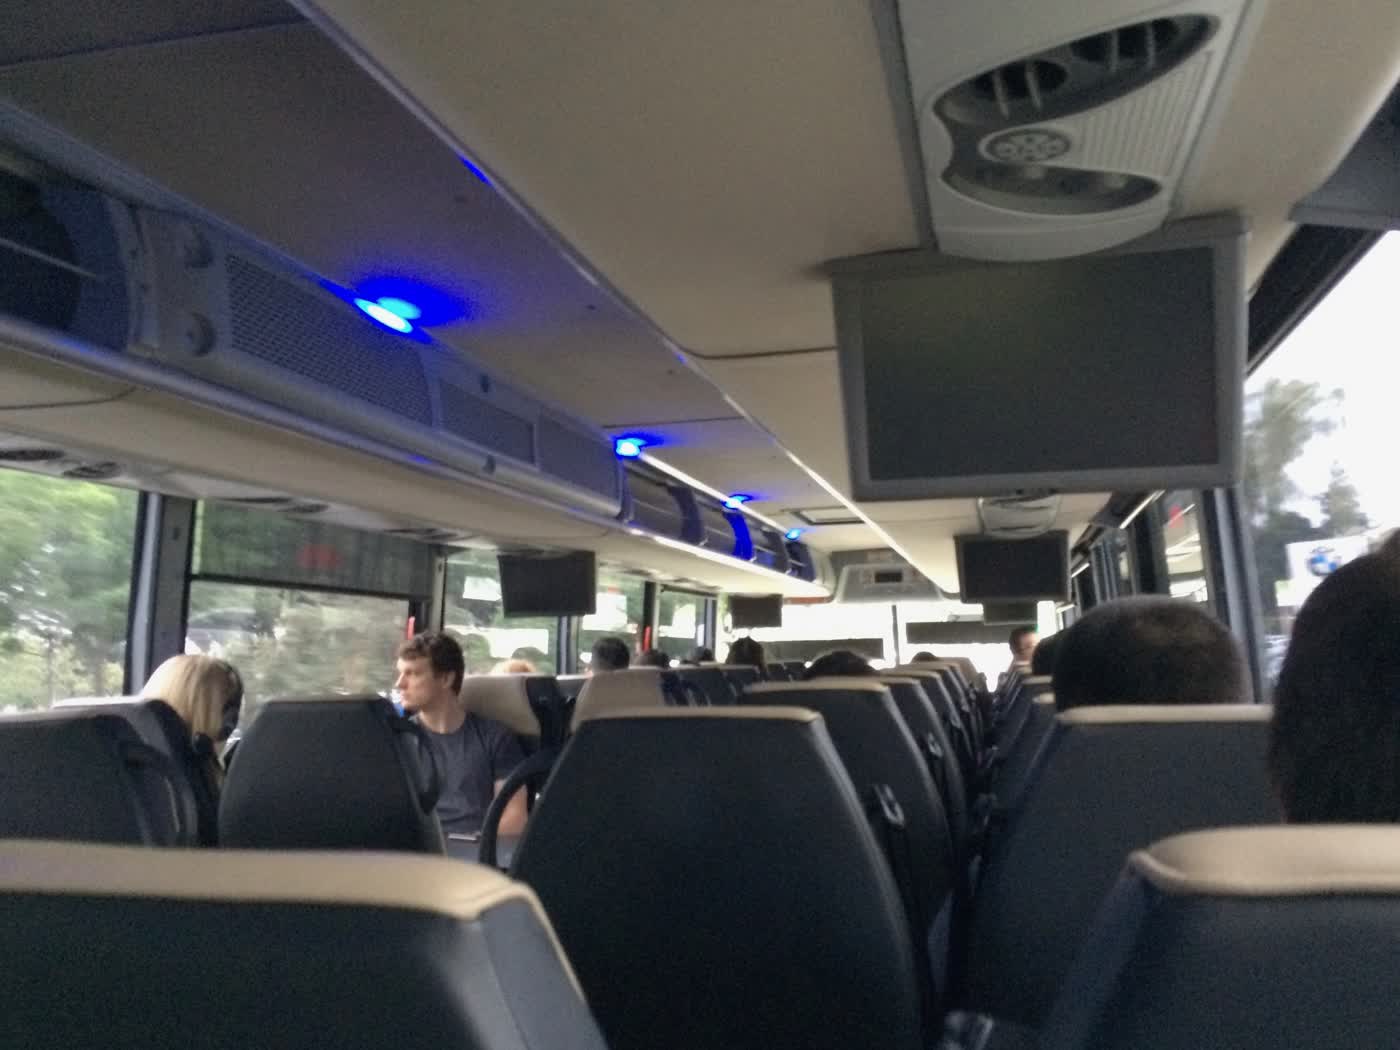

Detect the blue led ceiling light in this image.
[785,528,804,541]
[724,493,753,510]
[354,297,415,334]
[374,297,421,321]
[614,436,647,459]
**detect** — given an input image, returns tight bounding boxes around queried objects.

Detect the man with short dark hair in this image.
[589,635,631,673]
[395,632,526,835]
[1270,553,1400,822]
[1052,596,1249,710]
[1008,627,1038,668]
[803,649,876,679]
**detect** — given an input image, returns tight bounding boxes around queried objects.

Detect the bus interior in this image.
[3,1,1400,1048]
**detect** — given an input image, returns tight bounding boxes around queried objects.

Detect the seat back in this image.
[675,664,736,705]
[765,661,793,681]
[889,666,978,783]
[967,704,1277,1025]
[0,840,608,1050]
[991,695,1057,814]
[745,679,957,1009]
[719,663,762,691]
[462,673,570,747]
[1041,827,1400,1050]
[880,676,970,858]
[0,711,191,846]
[572,667,670,724]
[219,696,444,853]
[511,707,925,1050]
[780,659,808,678]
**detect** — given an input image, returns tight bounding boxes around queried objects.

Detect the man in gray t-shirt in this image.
[395,632,527,835]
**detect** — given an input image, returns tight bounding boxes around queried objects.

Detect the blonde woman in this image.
[491,658,538,674]
[141,654,244,755]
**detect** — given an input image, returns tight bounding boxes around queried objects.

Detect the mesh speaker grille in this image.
[437,380,535,462]
[538,416,619,499]
[226,255,432,425]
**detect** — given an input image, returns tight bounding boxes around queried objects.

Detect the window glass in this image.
[443,549,558,675]
[0,469,138,711]
[744,601,895,668]
[578,573,645,669]
[186,581,408,723]
[1160,491,1209,604]
[657,589,707,657]
[1245,232,1399,680]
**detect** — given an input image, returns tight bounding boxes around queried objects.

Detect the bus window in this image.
[1246,232,1400,678]
[0,468,137,711]
[443,549,559,675]
[578,574,645,668]
[1161,492,1210,605]
[186,581,409,723]
[658,589,706,656]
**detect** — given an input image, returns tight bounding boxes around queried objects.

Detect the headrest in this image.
[461,674,541,736]
[1023,675,1053,686]
[573,668,668,725]
[0,840,607,1050]
[1130,826,1400,896]
[1058,703,1269,725]
[219,696,443,853]
[1032,694,1056,706]
[747,677,891,696]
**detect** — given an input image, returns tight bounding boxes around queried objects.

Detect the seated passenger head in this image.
[590,636,631,673]
[491,658,537,674]
[910,650,939,664]
[682,646,715,666]
[637,648,672,669]
[1052,596,1248,710]
[395,632,465,714]
[727,636,765,669]
[141,654,243,750]
[804,649,877,679]
[1031,632,1062,676]
[1269,553,1400,823]
[1009,626,1038,665]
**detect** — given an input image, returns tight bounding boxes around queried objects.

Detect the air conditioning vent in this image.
[62,461,121,480]
[939,16,1215,127]
[978,493,1062,538]
[0,447,65,462]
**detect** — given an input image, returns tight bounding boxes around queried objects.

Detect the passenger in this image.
[637,648,672,669]
[682,646,715,666]
[1052,596,1248,711]
[141,654,244,768]
[803,649,877,679]
[1269,553,1400,823]
[491,658,538,674]
[726,636,766,670]
[589,635,631,674]
[910,650,940,663]
[395,632,527,836]
[1008,626,1038,671]
[1030,632,1062,676]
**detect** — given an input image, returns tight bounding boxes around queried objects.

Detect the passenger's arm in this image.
[493,778,528,836]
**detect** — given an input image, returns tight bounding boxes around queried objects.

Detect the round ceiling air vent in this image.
[937,15,1216,127]
[0,447,66,462]
[62,462,122,481]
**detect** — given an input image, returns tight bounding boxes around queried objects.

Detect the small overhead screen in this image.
[730,594,784,629]
[497,551,597,617]
[830,215,1245,499]
[956,532,1069,603]
[981,600,1040,626]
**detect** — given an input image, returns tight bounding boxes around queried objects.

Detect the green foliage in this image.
[1243,378,1338,524]
[0,469,137,710]
[1318,464,1370,536]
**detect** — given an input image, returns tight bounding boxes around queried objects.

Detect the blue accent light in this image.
[375,297,421,321]
[614,437,646,459]
[785,528,803,541]
[461,157,492,185]
[724,493,753,510]
[355,298,414,334]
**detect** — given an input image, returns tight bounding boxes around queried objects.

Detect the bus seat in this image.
[0,711,193,846]
[1038,826,1400,1050]
[462,673,571,748]
[966,704,1276,1027]
[675,664,736,705]
[764,661,793,681]
[990,695,1058,816]
[718,663,762,690]
[219,696,444,854]
[510,707,927,1050]
[0,840,608,1050]
[880,676,971,861]
[571,667,670,725]
[889,666,980,786]
[745,679,958,1017]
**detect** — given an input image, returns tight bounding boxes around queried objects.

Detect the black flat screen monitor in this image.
[498,551,597,616]
[956,532,1069,603]
[730,594,784,629]
[830,215,1245,499]
[981,600,1040,627]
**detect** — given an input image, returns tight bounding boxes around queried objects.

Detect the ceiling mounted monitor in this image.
[498,551,597,617]
[730,594,784,629]
[955,532,1070,603]
[831,215,1245,500]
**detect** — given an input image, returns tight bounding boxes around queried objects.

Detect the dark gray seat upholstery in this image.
[990,695,1057,815]
[745,679,958,1015]
[219,696,444,853]
[0,840,609,1050]
[966,704,1277,1026]
[676,664,736,705]
[511,707,926,1050]
[1040,826,1400,1050]
[719,663,762,691]
[0,710,192,846]
[881,675,970,859]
